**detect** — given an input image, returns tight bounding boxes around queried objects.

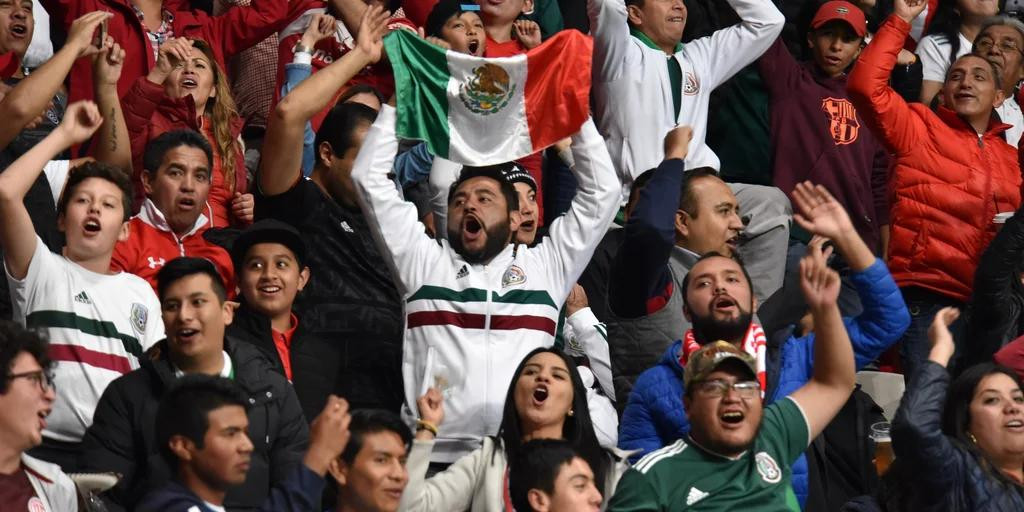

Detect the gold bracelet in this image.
[416,419,439,436]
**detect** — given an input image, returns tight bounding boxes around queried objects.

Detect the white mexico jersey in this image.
[6,236,165,442]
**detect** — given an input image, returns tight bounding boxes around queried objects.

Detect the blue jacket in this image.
[617,258,910,506]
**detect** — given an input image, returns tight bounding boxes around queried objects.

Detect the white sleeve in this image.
[565,307,614,401]
[585,379,620,449]
[398,439,487,512]
[535,119,620,301]
[142,285,165,350]
[5,235,58,322]
[683,0,784,89]
[427,156,462,241]
[42,160,71,205]
[918,35,950,82]
[351,105,446,295]
[587,0,642,82]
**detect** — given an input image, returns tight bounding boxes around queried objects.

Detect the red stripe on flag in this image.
[49,344,133,374]
[523,30,593,151]
[408,311,556,335]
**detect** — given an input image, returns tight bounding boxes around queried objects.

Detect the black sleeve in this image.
[254,178,317,227]
[890,56,923,104]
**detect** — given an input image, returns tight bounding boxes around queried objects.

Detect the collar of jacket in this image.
[138,197,211,238]
[630,28,683,54]
[144,336,271,391]
[229,302,298,372]
[936,105,1012,137]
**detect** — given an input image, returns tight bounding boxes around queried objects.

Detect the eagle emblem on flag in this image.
[459,63,516,115]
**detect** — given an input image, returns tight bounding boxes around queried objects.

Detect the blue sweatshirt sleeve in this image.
[608,158,685,318]
[280,62,316,177]
[393,142,435,187]
[846,258,911,368]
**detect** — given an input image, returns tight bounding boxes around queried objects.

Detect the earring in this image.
[968,431,978,444]
[567,409,574,417]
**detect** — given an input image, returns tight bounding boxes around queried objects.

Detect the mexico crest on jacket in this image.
[130,303,148,335]
[502,265,526,288]
[459,63,516,115]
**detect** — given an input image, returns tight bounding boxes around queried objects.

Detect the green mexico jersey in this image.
[608,397,810,511]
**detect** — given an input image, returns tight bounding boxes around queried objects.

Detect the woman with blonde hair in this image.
[123,37,252,227]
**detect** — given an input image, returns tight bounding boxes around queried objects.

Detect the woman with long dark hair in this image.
[398,347,629,511]
[879,307,1024,510]
[917,0,999,104]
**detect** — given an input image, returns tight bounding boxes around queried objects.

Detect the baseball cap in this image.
[230,219,307,270]
[810,0,867,38]
[424,0,481,38]
[501,163,537,192]
[684,341,758,392]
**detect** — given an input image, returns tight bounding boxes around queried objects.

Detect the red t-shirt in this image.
[271,313,300,381]
[0,466,41,512]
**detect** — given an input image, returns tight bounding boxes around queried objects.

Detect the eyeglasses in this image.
[7,370,55,393]
[693,379,759,399]
[975,37,1024,55]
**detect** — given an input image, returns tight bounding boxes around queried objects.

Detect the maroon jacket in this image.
[122,76,246,227]
[758,37,890,253]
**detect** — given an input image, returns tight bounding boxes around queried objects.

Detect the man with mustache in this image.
[618,182,909,505]
[351,106,620,464]
[972,16,1024,147]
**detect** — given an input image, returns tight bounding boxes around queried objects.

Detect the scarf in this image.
[680,324,768,395]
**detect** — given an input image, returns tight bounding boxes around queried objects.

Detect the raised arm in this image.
[685,0,784,89]
[0,101,103,279]
[207,0,303,58]
[260,6,389,196]
[791,182,910,367]
[90,40,131,172]
[537,117,624,299]
[890,308,963,489]
[608,127,690,318]
[787,243,857,441]
[0,11,110,150]
[847,0,929,154]
[586,0,638,82]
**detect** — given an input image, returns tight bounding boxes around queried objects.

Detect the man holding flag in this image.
[352,29,621,464]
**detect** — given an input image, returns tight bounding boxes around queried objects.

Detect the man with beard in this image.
[617,182,909,504]
[608,225,857,511]
[350,106,620,464]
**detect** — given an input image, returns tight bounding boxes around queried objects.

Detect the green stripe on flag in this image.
[26,310,144,358]
[384,30,452,158]
[407,285,557,308]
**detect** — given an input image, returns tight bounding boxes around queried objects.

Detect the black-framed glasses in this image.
[975,37,1024,55]
[694,379,759,399]
[7,370,55,392]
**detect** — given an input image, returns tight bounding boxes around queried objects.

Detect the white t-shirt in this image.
[6,236,164,442]
[997,96,1024,148]
[918,32,973,82]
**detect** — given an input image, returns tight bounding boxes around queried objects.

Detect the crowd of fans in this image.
[3,0,1024,508]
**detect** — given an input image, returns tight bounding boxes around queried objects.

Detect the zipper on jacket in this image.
[978,133,984,148]
[484,264,494,433]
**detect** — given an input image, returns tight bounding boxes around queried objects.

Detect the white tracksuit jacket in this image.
[589,0,784,183]
[352,106,620,462]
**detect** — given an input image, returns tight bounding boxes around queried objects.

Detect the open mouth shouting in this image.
[711,294,739,315]
[462,214,484,243]
[176,327,200,344]
[9,22,27,38]
[468,39,481,55]
[181,76,198,89]
[720,408,745,428]
[532,384,549,407]
[83,216,102,235]
[177,196,197,211]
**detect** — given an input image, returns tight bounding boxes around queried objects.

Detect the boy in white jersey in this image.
[0,101,164,471]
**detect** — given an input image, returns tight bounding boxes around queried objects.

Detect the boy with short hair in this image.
[0,101,164,470]
[424,0,487,56]
[326,409,412,512]
[510,439,603,512]
[758,0,890,255]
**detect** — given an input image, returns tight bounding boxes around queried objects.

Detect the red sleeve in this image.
[757,36,800,95]
[122,77,164,177]
[848,15,924,155]
[995,334,1024,381]
[204,0,307,58]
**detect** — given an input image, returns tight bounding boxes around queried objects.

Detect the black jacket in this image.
[79,337,310,511]
[963,205,1024,371]
[136,465,325,512]
[227,303,339,422]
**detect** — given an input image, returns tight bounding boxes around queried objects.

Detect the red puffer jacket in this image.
[41,0,300,109]
[122,76,246,227]
[849,15,1022,303]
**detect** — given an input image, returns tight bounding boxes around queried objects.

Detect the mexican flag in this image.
[384,29,592,165]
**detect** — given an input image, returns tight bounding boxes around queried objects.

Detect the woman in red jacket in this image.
[123,37,252,227]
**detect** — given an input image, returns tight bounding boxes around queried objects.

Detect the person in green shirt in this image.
[607,210,857,511]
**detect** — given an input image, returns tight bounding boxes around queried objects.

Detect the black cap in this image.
[424,0,481,38]
[230,219,306,270]
[502,163,537,192]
